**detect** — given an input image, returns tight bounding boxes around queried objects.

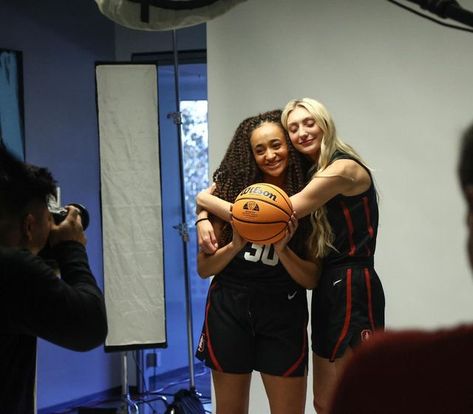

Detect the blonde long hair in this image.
[281,98,368,258]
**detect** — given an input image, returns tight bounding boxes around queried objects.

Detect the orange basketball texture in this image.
[232,183,293,244]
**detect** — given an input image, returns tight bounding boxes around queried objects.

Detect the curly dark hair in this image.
[212,110,312,249]
[0,141,57,222]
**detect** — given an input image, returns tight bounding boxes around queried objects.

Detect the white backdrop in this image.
[207,0,473,412]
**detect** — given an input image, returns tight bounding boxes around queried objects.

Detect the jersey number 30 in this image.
[244,243,279,266]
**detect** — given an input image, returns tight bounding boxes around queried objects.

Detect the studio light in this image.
[95,0,246,31]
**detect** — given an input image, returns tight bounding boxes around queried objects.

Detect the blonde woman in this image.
[281,98,385,414]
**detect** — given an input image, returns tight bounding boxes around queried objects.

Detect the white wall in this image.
[207,0,473,412]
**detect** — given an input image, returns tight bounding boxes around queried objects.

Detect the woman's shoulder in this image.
[324,157,365,182]
[323,157,372,197]
[330,150,351,162]
[329,151,365,170]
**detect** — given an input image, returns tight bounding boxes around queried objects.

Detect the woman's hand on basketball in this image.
[274,213,298,253]
[197,219,219,254]
[230,222,247,251]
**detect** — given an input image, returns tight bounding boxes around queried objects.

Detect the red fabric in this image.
[330,325,473,414]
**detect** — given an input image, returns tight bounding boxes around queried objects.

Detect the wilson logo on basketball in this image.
[239,185,277,201]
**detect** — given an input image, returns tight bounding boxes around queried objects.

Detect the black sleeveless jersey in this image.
[323,152,379,268]
[216,209,311,292]
[216,242,303,292]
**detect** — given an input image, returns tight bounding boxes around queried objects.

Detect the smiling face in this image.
[285,106,324,161]
[250,122,289,186]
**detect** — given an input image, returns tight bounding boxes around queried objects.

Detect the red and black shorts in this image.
[311,265,385,361]
[196,280,309,377]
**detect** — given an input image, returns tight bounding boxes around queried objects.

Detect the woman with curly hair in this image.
[198,99,385,413]
[280,97,385,414]
[195,109,319,414]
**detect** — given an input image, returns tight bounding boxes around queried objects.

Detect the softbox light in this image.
[94,0,247,31]
[96,64,166,351]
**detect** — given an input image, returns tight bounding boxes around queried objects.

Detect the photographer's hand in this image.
[49,206,87,247]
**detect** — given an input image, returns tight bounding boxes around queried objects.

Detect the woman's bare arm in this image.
[196,189,232,222]
[290,159,371,218]
[197,220,246,278]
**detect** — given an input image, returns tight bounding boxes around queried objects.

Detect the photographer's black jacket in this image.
[0,241,108,414]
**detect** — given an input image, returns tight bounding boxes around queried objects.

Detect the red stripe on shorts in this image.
[282,319,308,377]
[205,284,223,371]
[330,268,352,362]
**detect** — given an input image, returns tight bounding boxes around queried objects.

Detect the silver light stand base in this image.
[117,352,139,414]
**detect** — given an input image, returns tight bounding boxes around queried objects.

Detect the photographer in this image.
[0,142,107,414]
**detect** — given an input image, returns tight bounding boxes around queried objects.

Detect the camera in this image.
[48,200,90,230]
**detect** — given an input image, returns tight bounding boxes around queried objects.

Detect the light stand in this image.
[167,28,202,400]
[118,352,139,414]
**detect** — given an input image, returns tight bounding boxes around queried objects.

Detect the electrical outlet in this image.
[145,351,162,368]
[146,352,157,368]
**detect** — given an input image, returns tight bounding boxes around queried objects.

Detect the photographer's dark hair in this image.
[0,141,57,223]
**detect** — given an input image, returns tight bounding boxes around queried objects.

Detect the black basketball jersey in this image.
[323,152,379,268]
[216,242,302,292]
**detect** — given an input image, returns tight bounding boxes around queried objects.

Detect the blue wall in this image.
[0,0,208,409]
[0,0,119,408]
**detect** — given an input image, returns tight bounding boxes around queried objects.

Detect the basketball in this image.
[232,183,293,244]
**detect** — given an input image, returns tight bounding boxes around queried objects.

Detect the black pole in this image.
[169,28,197,391]
[405,0,473,27]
